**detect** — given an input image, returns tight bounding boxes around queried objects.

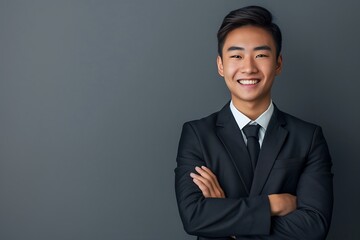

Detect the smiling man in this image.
[175,6,333,240]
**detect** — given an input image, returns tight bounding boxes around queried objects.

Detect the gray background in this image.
[0,0,359,239]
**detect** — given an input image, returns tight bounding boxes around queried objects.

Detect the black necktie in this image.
[243,124,261,170]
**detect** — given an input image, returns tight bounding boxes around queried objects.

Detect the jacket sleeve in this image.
[236,126,334,240]
[175,122,272,238]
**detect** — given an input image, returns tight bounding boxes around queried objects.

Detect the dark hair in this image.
[217,6,282,58]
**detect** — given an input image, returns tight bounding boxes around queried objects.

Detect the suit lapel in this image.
[250,106,288,196]
[216,102,253,194]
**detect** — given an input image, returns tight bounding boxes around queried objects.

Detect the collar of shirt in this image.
[229,100,274,147]
[230,100,274,130]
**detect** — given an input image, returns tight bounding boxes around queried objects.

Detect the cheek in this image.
[223,63,238,77]
[261,65,277,78]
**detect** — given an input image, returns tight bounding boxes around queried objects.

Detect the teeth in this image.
[239,79,259,85]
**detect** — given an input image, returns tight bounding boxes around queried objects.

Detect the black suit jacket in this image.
[175,102,333,240]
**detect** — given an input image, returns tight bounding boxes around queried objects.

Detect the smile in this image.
[237,79,260,85]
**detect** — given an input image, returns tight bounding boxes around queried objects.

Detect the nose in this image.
[240,56,258,74]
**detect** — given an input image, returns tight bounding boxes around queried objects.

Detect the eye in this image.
[230,55,242,59]
[256,54,268,58]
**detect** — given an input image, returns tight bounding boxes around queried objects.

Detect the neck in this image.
[232,98,271,120]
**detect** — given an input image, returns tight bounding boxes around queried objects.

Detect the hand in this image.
[190,166,225,198]
[268,193,297,216]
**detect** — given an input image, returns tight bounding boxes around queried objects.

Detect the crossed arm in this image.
[190,166,297,217]
[175,122,333,239]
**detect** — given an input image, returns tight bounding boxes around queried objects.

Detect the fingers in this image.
[194,167,217,194]
[190,170,216,196]
[192,177,211,197]
[190,166,225,198]
[200,166,224,194]
[199,166,225,197]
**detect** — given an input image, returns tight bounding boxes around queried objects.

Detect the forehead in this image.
[223,25,276,50]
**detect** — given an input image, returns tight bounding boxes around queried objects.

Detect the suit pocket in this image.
[272,157,305,169]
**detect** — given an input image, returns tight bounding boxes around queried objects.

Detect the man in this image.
[175,6,333,240]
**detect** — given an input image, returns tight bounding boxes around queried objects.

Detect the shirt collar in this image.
[230,100,274,130]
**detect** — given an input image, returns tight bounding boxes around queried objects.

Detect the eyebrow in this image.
[227,45,272,52]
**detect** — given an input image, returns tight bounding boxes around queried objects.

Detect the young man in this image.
[175,6,333,240]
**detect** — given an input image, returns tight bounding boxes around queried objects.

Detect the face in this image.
[217,25,282,108]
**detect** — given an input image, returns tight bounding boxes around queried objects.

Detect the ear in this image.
[275,54,283,76]
[217,55,224,77]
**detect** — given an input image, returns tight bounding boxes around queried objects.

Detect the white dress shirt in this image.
[230,100,274,148]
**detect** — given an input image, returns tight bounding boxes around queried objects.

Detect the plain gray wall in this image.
[0,0,359,239]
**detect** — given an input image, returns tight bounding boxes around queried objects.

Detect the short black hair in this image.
[217,6,282,58]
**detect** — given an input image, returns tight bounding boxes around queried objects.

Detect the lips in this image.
[237,79,260,85]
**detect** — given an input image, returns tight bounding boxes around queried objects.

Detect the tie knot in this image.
[243,124,260,139]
